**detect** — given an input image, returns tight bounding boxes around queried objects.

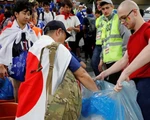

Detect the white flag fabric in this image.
[0,20,37,65]
[15,35,72,120]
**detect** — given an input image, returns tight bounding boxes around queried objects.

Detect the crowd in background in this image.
[0,0,150,120]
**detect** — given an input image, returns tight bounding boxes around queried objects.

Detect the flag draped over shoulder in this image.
[16,35,72,120]
[0,20,38,66]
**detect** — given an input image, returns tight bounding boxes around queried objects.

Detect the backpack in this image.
[39,11,54,21]
[86,17,96,35]
[37,42,81,120]
[37,11,54,29]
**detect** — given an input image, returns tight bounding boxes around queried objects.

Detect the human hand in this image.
[95,70,108,81]
[98,60,103,72]
[0,64,8,79]
[67,27,74,31]
[114,71,129,92]
[98,62,103,72]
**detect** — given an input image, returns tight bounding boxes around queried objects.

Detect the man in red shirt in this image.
[95,1,150,119]
[0,13,4,23]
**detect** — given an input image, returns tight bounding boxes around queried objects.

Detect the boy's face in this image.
[101,4,114,17]
[63,5,71,14]
[15,9,31,26]
[97,1,101,11]
[95,13,100,19]
[4,8,8,12]
[59,7,64,14]
[72,2,76,8]
[79,6,83,11]
[44,5,50,12]
[31,12,38,25]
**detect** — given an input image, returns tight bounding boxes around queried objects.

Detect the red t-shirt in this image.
[0,13,4,23]
[128,22,150,79]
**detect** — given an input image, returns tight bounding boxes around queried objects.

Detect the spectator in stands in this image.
[38,1,55,29]
[55,0,80,55]
[0,0,38,102]
[3,0,11,9]
[95,0,131,84]
[83,7,96,63]
[29,10,42,38]
[76,2,87,57]
[16,20,98,120]
[95,9,102,19]
[1,10,13,29]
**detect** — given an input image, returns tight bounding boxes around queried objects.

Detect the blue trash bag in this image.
[8,51,27,82]
[0,77,14,100]
[80,80,144,120]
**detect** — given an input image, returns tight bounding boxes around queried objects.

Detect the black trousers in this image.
[68,41,76,55]
[105,62,122,85]
[133,78,150,120]
[75,31,84,48]
[84,37,94,60]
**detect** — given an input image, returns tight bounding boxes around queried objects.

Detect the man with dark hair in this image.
[95,9,102,19]
[76,2,87,57]
[83,7,96,62]
[16,20,98,120]
[61,0,73,8]
[1,10,12,29]
[55,0,80,55]
[3,0,11,9]
[38,1,56,29]
[0,0,38,102]
[0,5,4,14]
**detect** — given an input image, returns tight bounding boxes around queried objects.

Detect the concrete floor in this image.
[80,52,96,78]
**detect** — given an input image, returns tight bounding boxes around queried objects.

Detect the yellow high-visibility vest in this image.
[101,14,123,63]
[95,15,106,45]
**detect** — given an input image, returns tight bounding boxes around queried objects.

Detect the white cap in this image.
[79,5,83,7]
[100,0,113,5]
[72,0,76,3]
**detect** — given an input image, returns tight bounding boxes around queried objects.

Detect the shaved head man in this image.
[115,1,150,120]
[95,1,150,119]
[117,0,144,31]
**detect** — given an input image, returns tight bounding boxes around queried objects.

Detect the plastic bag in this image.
[8,51,27,82]
[0,77,14,100]
[80,80,144,120]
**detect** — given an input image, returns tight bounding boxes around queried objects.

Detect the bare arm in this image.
[114,41,150,91]
[98,59,104,72]
[73,25,80,32]
[96,51,129,80]
[106,51,129,75]
[80,61,86,69]
[67,25,80,33]
[74,67,98,92]
[0,64,8,78]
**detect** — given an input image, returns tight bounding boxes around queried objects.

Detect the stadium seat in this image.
[0,102,17,120]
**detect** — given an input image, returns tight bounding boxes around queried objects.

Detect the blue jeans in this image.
[91,45,102,76]
[134,78,150,120]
